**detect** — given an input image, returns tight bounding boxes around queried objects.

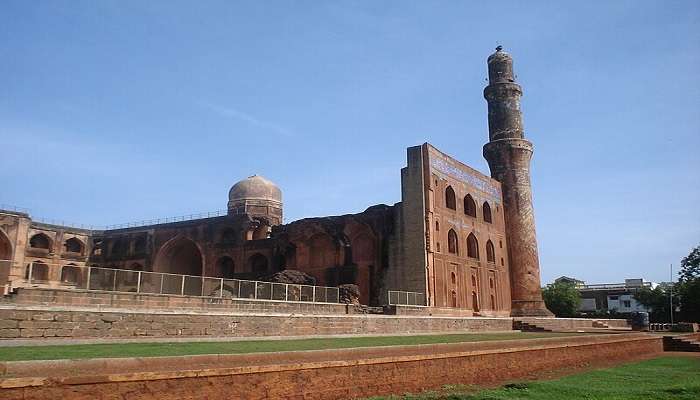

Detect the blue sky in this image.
[1,1,698,284]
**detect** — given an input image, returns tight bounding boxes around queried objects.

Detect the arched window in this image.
[483,201,492,223]
[447,229,459,254]
[451,272,456,285]
[467,233,479,259]
[29,234,51,250]
[436,242,441,252]
[472,291,479,312]
[63,237,84,254]
[435,220,439,231]
[248,253,268,275]
[451,290,457,308]
[464,194,477,217]
[486,240,495,263]
[217,256,235,279]
[445,186,456,210]
[27,261,49,282]
[490,294,495,310]
[61,265,82,285]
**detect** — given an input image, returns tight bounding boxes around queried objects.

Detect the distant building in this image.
[553,276,654,313]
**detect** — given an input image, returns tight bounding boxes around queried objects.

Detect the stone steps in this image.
[663,335,700,352]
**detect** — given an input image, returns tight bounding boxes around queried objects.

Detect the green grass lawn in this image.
[0,332,580,362]
[368,356,700,400]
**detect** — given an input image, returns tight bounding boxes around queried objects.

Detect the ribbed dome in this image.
[228,175,282,203]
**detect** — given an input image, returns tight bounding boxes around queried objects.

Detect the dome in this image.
[228,175,282,204]
[488,46,511,61]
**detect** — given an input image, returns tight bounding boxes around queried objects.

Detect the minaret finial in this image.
[495,45,503,52]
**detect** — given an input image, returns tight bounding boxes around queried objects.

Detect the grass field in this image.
[0,332,580,362]
[368,356,700,400]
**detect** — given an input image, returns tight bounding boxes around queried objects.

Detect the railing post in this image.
[312,286,316,303]
[237,280,241,298]
[285,283,289,301]
[112,270,117,291]
[180,275,185,296]
[220,278,224,298]
[136,271,142,294]
[28,263,33,284]
[159,274,164,294]
[254,281,258,299]
[86,266,91,290]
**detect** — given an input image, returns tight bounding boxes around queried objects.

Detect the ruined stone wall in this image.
[1,210,91,288]
[385,146,429,304]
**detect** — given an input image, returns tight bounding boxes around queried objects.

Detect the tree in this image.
[679,245,700,283]
[677,244,700,322]
[634,285,676,323]
[542,281,581,318]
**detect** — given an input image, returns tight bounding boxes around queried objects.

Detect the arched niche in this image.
[154,236,204,276]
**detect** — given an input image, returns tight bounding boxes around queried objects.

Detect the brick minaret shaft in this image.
[482,46,553,317]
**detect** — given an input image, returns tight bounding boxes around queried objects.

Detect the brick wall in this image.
[0,334,663,399]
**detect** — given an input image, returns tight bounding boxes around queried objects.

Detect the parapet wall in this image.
[4,288,348,315]
[0,334,663,399]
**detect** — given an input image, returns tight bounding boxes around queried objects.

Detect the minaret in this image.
[483,46,553,317]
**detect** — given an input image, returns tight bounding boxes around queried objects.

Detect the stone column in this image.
[482,46,553,317]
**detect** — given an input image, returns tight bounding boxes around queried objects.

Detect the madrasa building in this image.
[0,47,551,317]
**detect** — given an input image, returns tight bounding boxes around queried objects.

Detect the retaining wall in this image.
[517,316,630,329]
[0,307,512,339]
[0,333,663,399]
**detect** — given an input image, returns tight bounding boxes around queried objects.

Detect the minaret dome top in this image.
[487,46,515,84]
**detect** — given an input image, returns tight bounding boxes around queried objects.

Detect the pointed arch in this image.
[29,233,51,251]
[483,201,492,223]
[0,229,12,261]
[248,253,268,275]
[154,236,203,276]
[447,229,459,254]
[467,233,479,259]
[27,261,49,282]
[464,194,476,217]
[216,256,235,278]
[60,264,82,285]
[486,239,495,263]
[445,186,456,210]
[63,237,84,254]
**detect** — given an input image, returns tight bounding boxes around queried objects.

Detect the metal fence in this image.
[388,290,426,306]
[18,263,340,303]
[1,206,229,231]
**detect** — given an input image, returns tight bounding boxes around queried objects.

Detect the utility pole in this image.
[669,263,674,326]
